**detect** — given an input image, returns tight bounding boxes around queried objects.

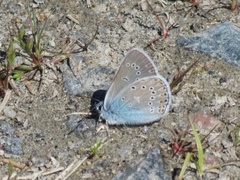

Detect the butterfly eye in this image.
[95,101,103,113]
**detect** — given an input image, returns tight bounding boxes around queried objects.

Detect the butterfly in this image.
[98,48,171,125]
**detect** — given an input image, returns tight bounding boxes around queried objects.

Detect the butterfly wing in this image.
[104,48,160,109]
[101,75,171,125]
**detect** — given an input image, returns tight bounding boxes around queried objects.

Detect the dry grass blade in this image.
[4,167,65,179]
[170,58,200,92]
[146,0,167,38]
[200,124,219,146]
[56,138,107,179]
[65,112,92,116]
[1,158,26,170]
[0,90,11,112]
[75,25,99,52]
[41,167,65,176]
[55,157,88,180]
[145,0,178,43]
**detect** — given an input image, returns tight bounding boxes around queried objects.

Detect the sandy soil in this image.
[0,0,240,179]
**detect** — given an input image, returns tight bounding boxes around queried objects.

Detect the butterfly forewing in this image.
[104,48,159,108]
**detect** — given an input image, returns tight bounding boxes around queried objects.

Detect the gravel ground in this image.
[0,0,240,179]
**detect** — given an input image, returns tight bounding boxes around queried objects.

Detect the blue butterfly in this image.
[98,48,171,125]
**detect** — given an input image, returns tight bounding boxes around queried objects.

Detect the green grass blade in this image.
[90,140,102,157]
[6,40,16,67]
[178,152,192,180]
[189,116,204,174]
[234,125,240,146]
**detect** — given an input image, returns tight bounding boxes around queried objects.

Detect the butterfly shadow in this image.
[89,89,106,119]
[66,89,107,137]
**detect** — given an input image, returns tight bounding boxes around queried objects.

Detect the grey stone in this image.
[3,107,17,119]
[31,156,46,167]
[0,121,15,136]
[176,22,240,66]
[66,115,96,138]
[112,146,171,180]
[62,54,113,96]
[3,138,23,155]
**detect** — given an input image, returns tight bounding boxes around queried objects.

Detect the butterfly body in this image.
[100,48,171,125]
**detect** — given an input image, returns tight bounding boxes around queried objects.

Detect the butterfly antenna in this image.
[65,95,104,118]
[65,112,92,116]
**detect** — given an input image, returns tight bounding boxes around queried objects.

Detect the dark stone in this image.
[112,146,171,180]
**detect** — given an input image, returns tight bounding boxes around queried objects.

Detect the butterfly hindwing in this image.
[101,76,171,125]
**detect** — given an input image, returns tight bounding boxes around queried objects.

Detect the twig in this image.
[146,0,167,36]
[55,157,88,180]
[0,90,11,112]
[1,158,26,170]
[75,25,99,52]
[146,0,174,40]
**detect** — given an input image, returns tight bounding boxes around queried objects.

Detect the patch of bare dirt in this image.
[0,0,239,179]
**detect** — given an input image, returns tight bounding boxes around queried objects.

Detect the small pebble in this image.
[3,107,16,119]
[3,138,23,155]
[117,146,132,159]
[0,121,15,136]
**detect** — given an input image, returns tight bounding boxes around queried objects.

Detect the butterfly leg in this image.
[96,124,110,137]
